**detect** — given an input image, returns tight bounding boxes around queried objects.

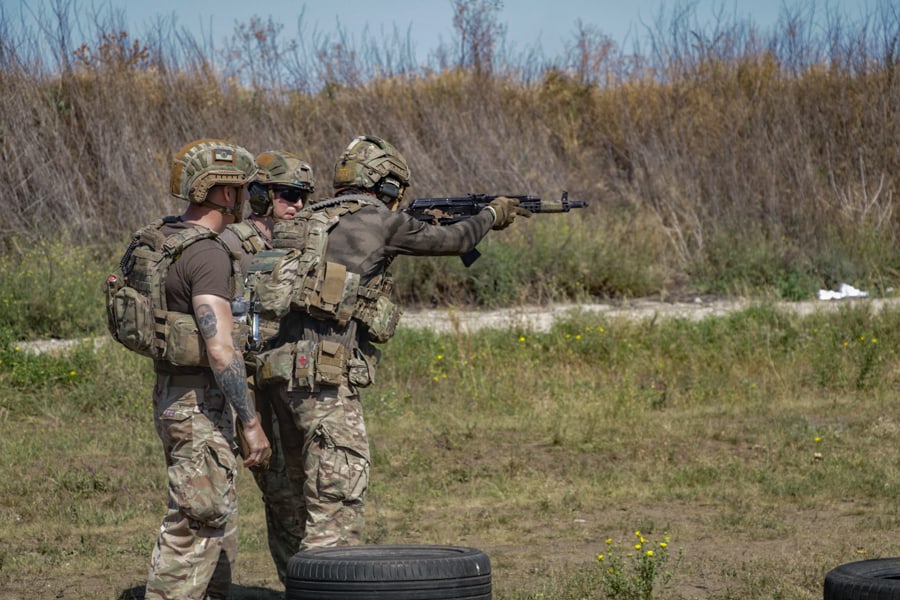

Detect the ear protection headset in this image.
[248,181,273,216]
[359,137,405,203]
[375,176,403,202]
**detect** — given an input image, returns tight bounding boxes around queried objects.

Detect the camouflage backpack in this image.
[104,216,247,366]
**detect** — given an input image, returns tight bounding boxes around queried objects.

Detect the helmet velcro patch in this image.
[213,148,235,163]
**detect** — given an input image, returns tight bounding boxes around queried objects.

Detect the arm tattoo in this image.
[195,304,218,339]
[214,351,256,423]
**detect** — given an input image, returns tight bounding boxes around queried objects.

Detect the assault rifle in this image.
[402,191,588,266]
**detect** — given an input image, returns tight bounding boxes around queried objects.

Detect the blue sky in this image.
[8,0,876,62]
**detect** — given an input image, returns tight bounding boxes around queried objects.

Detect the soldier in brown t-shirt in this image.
[254,135,530,582]
[144,140,270,600]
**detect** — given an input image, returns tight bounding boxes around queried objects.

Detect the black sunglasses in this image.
[273,187,305,203]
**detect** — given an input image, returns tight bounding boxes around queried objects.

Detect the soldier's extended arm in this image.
[401,191,587,266]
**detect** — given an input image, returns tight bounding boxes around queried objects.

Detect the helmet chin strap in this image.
[201,188,244,222]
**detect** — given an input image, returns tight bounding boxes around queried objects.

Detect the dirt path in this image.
[398,295,899,334]
[20,296,899,355]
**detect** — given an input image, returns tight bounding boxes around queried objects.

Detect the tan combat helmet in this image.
[333,135,411,206]
[249,150,316,216]
[169,138,257,220]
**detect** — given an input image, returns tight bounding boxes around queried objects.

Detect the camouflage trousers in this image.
[146,374,239,600]
[254,377,370,583]
[248,383,304,584]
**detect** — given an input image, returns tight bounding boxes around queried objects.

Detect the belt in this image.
[160,373,213,388]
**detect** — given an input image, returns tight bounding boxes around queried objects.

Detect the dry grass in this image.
[0,1,897,301]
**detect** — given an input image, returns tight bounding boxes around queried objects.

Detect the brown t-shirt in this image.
[155,220,233,375]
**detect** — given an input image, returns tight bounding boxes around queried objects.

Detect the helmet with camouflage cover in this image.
[170,139,257,214]
[333,135,411,205]
[248,150,316,216]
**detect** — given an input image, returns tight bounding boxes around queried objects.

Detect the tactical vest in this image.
[104,216,248,366]
[221,220,282,356]
[256,196,402,343]
[224,220,267,257]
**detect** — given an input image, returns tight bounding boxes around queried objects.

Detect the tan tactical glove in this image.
[487,196,532,230]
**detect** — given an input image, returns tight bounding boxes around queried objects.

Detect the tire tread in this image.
[286,545,492,600]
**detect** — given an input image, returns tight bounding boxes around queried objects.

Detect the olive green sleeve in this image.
[382,209,494,257]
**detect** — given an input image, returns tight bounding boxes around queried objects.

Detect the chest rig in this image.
[222,220,283,355]
[256,196,402,343]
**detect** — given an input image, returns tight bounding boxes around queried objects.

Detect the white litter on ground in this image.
[817,283,869,301]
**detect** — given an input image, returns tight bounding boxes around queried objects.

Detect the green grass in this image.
[1,244,899,598]
[4,297,897,598]
[0,239,112,340]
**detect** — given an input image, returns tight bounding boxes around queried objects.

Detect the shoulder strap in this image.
[122,219,232,308]
[225,221,267,254]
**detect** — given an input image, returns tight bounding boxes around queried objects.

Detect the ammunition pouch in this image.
[315,340,347,386]
[301,261,360,326]
[348,346,379,388]
[106,276,155,354]
[355,285,402,343]
[256,342,296,385]
[165,312,208,367]
[255,338,377,390]
[145,311,251,367]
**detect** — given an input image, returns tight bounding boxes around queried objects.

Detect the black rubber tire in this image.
[824,558,900,599]
[285,544,492,599]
